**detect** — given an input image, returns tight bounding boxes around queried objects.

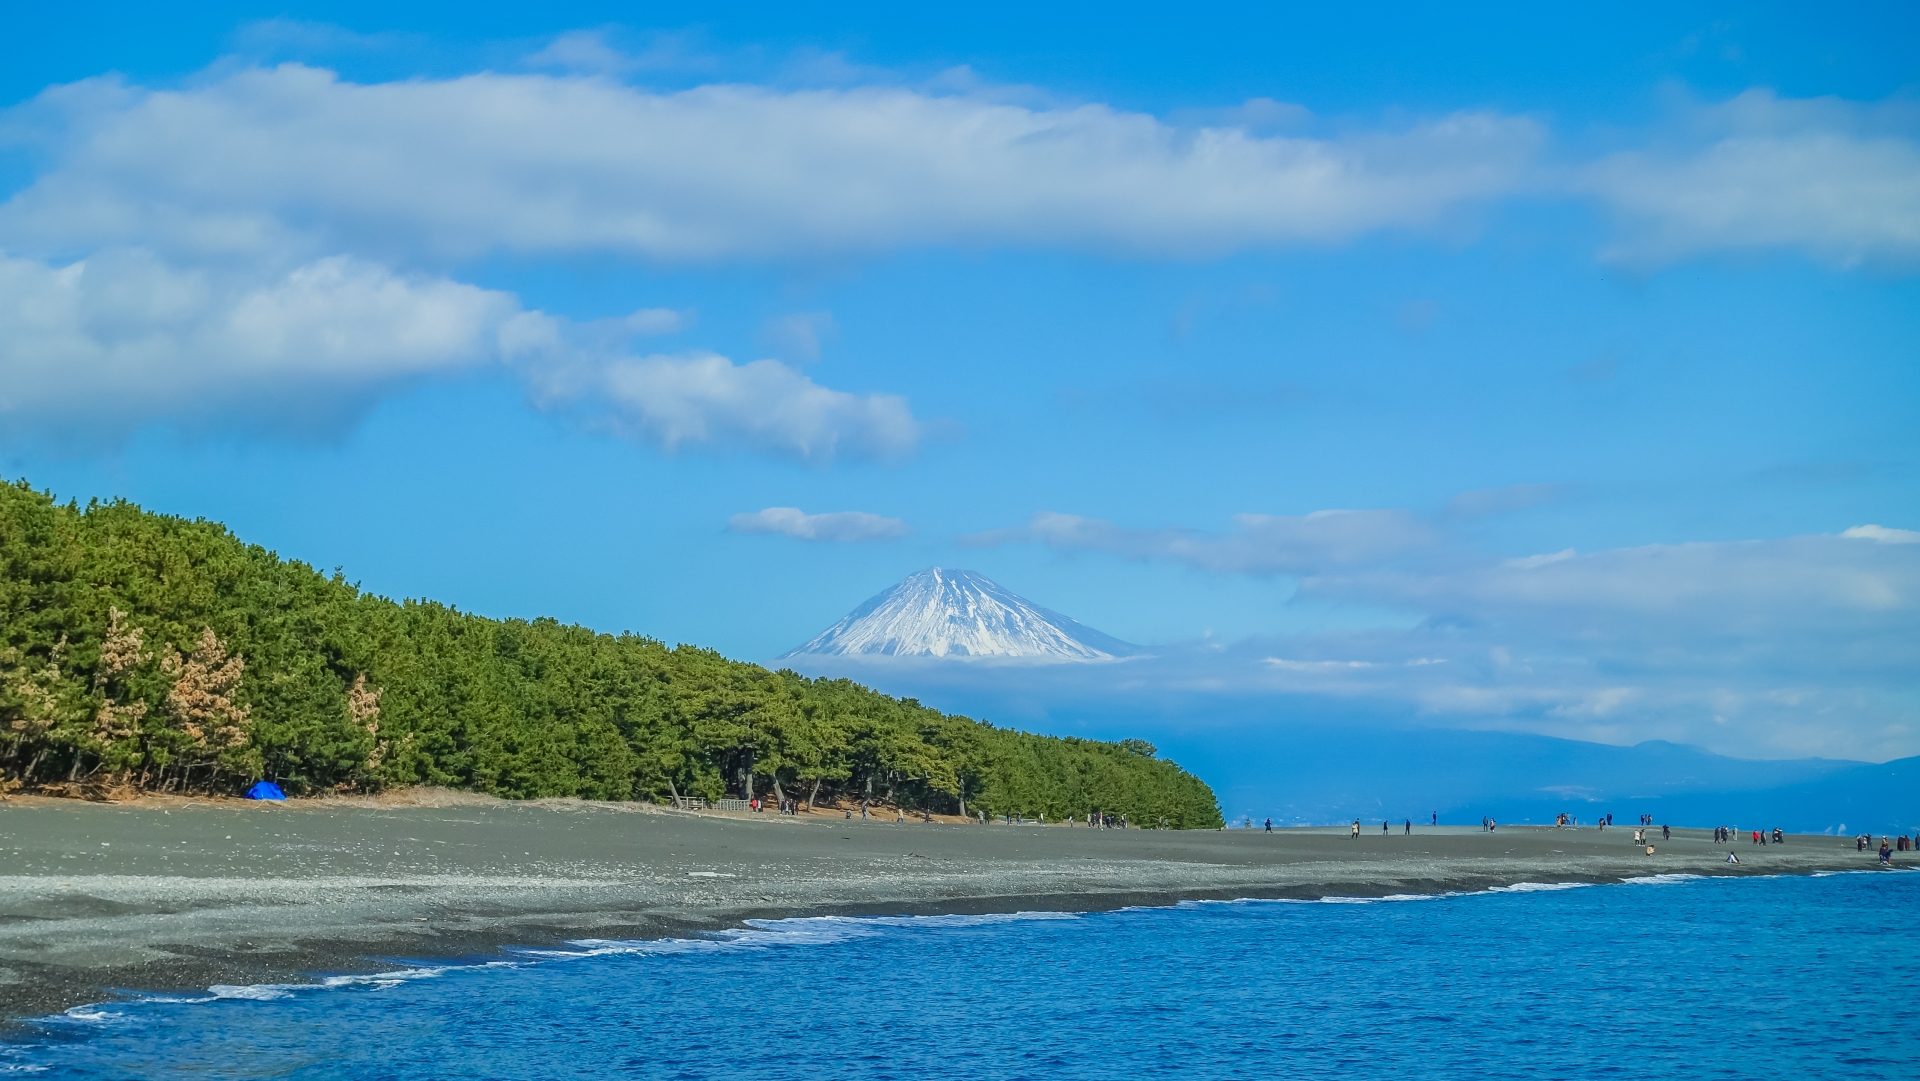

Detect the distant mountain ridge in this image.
[782,568,1138,662]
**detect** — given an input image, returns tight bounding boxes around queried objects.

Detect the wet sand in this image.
[0,792,1879,1022]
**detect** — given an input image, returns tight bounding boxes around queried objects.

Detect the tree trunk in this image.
[772,775,785,808]
[665,776,681,809]
[957,779,966,820]
[23,748,47,783]
[807,777,820,810]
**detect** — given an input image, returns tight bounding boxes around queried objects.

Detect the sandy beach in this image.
[0,792,1883,1022]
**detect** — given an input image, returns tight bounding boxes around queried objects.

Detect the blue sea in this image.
[7,871,1916,1079]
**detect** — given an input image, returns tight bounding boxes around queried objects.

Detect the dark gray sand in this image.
[0,792,1879,1022]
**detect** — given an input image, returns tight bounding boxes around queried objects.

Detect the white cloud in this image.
[0,250,512,435]
[1843,524,1920,544]
[0,245,918,457]
[1,69,1909,288]
[0,64,1543,265]
[964,508,1436,574]
[1582,90,1920,265]
[728,506,911,542]
[520,350,919,463]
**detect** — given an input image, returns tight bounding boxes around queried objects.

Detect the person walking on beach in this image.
[1404,819,1411,835]
[1882,839,1893,866]
[1382,820,1389,835]
[1351,820,1360,838]
[1265,818,1272,833]
[1662,824,1670,841]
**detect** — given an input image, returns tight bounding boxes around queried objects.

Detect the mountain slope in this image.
[783,568,1138,661]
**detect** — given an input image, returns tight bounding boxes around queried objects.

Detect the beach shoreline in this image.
[0,792,1889,1025]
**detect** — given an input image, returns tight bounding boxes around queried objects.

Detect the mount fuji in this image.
[781,568,1140,662]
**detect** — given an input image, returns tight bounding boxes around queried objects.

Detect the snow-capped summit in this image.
[781,568,1138,662]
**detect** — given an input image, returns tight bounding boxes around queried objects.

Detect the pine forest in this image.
[0,480,1223,827]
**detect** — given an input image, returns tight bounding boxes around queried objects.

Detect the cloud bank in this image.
[728,507,912,542]
[935,508,1920,760]
[0,65,1542,264]
[1,61,1912,445]
[6,67,1907,270]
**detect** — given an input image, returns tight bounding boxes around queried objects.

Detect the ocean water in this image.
[7,871,1916,1079]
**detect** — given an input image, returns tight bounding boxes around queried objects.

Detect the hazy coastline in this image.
[0,791,1886,1024]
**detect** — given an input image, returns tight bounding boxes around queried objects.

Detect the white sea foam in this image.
[1486,881,1592,893]
[207,984,295,1001]
[185,962,497,1005]
[1621,874,1707,886]
[538,910,1080,960]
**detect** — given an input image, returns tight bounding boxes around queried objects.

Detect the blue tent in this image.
[245,780,286,801]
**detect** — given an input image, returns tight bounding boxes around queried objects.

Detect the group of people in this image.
[1331,816,1435,836]
[1711,826,1782,844]
[1860,834,1915,864]
[750,797,802,816]
[1480,816,1498,831]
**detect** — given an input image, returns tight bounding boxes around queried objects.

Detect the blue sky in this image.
[3,2,1916,769]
